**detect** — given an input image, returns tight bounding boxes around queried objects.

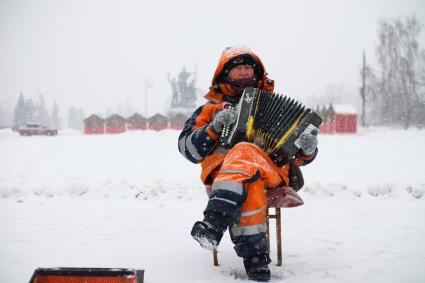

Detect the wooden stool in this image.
[266,207,283,266]
[211,186,304,266]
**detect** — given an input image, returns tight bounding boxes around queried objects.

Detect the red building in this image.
[105,114,126,134]
[318,104,357,134]
[84,114,105,134]
[127,113,147,130]
[169,113,188,130]
[333,104,357,133]
[147,113,169,131]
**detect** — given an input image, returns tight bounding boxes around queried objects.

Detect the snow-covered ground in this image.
[1,128,424,283]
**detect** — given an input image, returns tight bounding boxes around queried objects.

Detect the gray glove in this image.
[211,108,237,133]
[299,129,318,156]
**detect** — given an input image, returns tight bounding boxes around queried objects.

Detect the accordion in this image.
[220,87,322,166]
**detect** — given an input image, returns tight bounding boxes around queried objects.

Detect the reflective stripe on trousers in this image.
[231,222,267,237]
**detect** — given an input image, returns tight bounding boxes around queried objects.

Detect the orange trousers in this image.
[204,142,287,257]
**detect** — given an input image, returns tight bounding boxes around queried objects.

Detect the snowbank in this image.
[1,127,423,201]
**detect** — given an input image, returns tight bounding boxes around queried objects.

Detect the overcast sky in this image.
[1,0,425,118]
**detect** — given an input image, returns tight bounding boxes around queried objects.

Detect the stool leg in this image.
[276,208,282,266]
[213,250,219,266]
[266,208,270,248]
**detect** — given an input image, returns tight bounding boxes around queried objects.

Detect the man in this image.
[178,46,318,281]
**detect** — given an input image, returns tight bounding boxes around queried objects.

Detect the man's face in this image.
[227,64,255,80]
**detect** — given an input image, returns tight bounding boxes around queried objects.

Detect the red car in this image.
[19,124,58,136]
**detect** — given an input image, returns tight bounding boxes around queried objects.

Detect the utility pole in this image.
[144,78,153,118]
[360,50,367,127]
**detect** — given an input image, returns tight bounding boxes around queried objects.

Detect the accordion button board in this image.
[220,87,322,165]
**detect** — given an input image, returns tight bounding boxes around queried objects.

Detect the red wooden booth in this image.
[333,104,357,133]
[147,113,169,131]
[318,104,357,134]
[105,114,126,134]
[169,113,188,130]
[127,113,147,130]
[84,114,105,134]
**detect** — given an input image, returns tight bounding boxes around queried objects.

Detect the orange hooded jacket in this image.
[177,47,314,185]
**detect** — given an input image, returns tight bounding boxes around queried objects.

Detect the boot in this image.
[191,212,229,251]
[243,254,271,282]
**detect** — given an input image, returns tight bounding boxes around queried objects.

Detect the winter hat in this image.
[216,53,264,83]
[203,47,274,104]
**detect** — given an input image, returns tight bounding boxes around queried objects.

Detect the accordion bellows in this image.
[221,87,322,165]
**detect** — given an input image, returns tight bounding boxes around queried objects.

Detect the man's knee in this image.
[230,142,261,154]
[204,180,247,221]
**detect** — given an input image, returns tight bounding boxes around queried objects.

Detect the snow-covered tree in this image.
[67,107,76,129]
[13,93,26,128]
[50,101,61,129]
[67,106,85,130]
[36,94,50,127]
[75,108,85,130]
[23,98,36,125]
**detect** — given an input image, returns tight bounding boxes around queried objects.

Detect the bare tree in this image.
[50,101,61,130]
[307,83,350,107]
[371,16,425,128]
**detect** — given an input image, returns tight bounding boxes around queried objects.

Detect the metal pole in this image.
[276,208,282,266]
[266,208,270,248]
[213,250,219,266]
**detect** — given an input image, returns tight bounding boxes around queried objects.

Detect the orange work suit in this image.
[178,47,316,258]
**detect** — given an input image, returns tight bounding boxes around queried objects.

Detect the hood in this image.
[204,46,274,103]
